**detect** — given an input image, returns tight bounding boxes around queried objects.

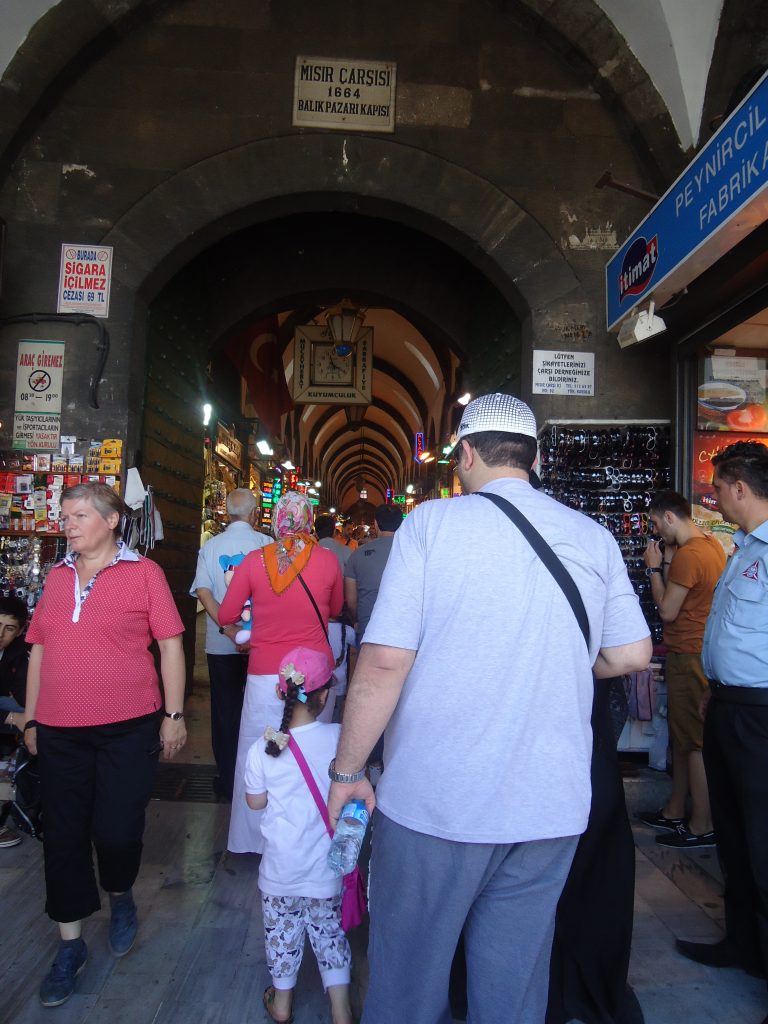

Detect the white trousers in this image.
[228,672,336,853]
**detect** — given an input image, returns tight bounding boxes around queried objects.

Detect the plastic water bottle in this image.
[327,799,369,875]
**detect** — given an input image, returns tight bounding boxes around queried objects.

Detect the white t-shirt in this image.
[244,720,343,898]
[328,622,357,695]
[364,477,650,845]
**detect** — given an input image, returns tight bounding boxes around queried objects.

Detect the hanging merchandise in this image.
[538,422,671,756]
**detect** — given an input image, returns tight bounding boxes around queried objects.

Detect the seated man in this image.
[0,595,30,848]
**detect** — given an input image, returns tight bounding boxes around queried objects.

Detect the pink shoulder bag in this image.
[287,735,367,932]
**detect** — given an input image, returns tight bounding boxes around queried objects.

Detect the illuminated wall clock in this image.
[292,325,372,405]
[312,343,354,386]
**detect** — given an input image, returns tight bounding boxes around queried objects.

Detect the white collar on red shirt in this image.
[60,540,140,568]
[60,541,140,623]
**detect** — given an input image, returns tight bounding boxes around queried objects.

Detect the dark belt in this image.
[710,680,768,706]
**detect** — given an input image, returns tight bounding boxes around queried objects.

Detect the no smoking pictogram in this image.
[29,370,51,392]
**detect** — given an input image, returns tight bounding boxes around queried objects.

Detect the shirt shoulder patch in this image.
[742,559,760,581]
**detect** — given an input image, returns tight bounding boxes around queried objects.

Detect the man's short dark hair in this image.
[712,441,768,499]
[0,595,28,627]
[464,431,537,471]
[374,504,403,532]
[315,513,336,540]
[648,490,691,519]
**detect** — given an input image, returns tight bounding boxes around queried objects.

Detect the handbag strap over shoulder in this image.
[297,572,330,642]
[477,491,590,649]
[288,734,334,840]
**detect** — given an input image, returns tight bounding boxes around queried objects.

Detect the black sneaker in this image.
[637,807,686,832]
[656,822,716,848]
[39,941,88,1007]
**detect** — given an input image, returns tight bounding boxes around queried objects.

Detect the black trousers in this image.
[37,713,160,923]
[207,653,247,799]
[704,697,768,975]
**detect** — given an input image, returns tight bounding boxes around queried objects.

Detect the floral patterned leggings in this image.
[261,892,352,991]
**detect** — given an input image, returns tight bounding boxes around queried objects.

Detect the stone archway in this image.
[103,131,587,438]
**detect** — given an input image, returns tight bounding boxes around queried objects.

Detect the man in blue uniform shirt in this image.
[676,441,768,1017]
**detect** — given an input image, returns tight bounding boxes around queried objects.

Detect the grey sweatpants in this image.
[363,812,578,1024]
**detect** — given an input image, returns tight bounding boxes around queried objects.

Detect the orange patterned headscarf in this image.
[262,491,317,594]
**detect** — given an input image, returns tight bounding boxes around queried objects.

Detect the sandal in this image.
[263,986,294,1024]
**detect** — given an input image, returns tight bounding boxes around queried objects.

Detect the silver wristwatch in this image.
[164,711,185,721]
[328,758,366,784]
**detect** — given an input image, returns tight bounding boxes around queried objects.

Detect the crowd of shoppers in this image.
[6,401,768,1024]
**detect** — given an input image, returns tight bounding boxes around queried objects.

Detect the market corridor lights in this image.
[256,440,273,456]
[457,392,471,406]
[202,403,212,426]
[330,507,336,514]
[282,459,295,470]
[314,480,321,488]
[405,484,414,494]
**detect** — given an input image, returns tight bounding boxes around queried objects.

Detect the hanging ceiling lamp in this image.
[325,298,367,357]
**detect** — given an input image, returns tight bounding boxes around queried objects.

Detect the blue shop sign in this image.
[607,69,768,330]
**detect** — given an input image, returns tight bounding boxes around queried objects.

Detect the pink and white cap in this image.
[278,646,333,696]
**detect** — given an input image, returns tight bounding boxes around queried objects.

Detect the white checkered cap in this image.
[453,393,537,449]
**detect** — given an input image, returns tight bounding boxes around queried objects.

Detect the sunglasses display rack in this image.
[538,422,672,758]
[537,423,671,645]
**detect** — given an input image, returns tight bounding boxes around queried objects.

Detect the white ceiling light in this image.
[256,439,273,456]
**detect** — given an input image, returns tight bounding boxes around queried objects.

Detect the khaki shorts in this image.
[666,651,710,753]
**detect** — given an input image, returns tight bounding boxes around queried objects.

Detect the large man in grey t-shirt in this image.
[327,394,651,1024]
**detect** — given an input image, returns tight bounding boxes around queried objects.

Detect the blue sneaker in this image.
[39,941,88,1007]
[109,891,138,957]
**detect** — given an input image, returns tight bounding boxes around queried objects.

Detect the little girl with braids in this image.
[244,646,354,1024]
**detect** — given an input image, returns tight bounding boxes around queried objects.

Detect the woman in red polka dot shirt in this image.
[21,482,186,1008]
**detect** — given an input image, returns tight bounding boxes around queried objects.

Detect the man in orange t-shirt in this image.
[335,520,358,551]
[640,490,726,847]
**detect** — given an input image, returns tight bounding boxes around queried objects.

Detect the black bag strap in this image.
[297,572,328,641]
[477,491,590,649]
[297,572,347,668]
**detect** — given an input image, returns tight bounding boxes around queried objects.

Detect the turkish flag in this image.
[225,317,294,437]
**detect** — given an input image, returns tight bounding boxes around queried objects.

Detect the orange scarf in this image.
[262,532,317,595]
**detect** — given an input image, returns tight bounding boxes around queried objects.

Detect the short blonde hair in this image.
[61,482,127,539]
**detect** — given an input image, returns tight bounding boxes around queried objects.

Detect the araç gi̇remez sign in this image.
[293,56,396,132]
[13,339,65,450]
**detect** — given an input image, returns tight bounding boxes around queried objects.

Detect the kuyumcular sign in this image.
[606,69,768,330]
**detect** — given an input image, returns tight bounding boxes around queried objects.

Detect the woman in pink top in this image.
[21,482,186,1008]
[219,491,342,853]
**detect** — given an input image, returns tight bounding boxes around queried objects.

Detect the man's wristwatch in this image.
[328,758,366,784]
[164,711,185,721]
[646,567,663,576]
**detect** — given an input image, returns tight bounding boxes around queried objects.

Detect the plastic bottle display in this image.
[327,799,370,875]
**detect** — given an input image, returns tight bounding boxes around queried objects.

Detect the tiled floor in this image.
[1,617,765,1024]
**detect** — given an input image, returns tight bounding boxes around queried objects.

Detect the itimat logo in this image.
[618,235,659,301]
